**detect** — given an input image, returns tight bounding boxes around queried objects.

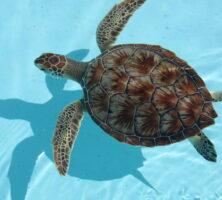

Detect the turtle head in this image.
[34,53,68,77]
[34,53,87,82]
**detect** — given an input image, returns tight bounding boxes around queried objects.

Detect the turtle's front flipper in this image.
[52,100,84,176]
[188,132,217,162]
[210,91,222,102]
[97,0,147,52]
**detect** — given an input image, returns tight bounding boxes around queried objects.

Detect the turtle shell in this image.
[81,44,218,147]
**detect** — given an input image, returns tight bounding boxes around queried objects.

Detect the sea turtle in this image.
[34,0,221,176]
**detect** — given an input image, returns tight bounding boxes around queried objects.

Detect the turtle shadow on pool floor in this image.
[1,49,156,200]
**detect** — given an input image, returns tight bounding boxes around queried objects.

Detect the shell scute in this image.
[125,136,140,146]
[101,66,128,94]
[192,75,205,88]
[151,61,183,87]
[202,103,218,119]
[125,49,161,76]
[160,48,176,59]
[161,110,182,135]
[88,85,109,122]
[199,88,213,101]
[100,123,112,134]
[175,76,198,97]
[177,94,204,127]
[108,94,135,135]
[184,66,197,77]
[147,45,161,51]
[156,137,171,146]
[140,138,156,147]
[135,103,160,137]
[103,46,135,68]
[174,57,187,66]
[198,114,215,129]
[127,76,154,103]
[109,131,125,143]
[153,86,178,113]
[84,59,105,88]
[170,132,185,143]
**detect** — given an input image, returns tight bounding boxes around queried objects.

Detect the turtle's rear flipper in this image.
[52,100,84,176]
[96,0,147,52]
[188,132,217,162]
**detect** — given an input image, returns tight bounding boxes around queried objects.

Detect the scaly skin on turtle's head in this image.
[34,53,67,77]
[35,53,87,83]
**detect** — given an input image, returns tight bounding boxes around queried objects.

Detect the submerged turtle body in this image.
[82,44,218,147]
[35,0,220,176]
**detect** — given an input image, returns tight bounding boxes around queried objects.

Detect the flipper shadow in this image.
[1,49,156,200]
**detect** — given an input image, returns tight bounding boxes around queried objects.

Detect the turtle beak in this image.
[34,57,45,70]
[34,57,43,65]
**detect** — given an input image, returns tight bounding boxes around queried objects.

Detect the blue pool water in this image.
[1,0,222,199]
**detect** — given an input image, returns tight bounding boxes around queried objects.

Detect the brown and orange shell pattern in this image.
[81,44,217,147]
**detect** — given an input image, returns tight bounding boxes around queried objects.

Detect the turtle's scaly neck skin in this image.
[64,58,88,83]
[34,53,87,84]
